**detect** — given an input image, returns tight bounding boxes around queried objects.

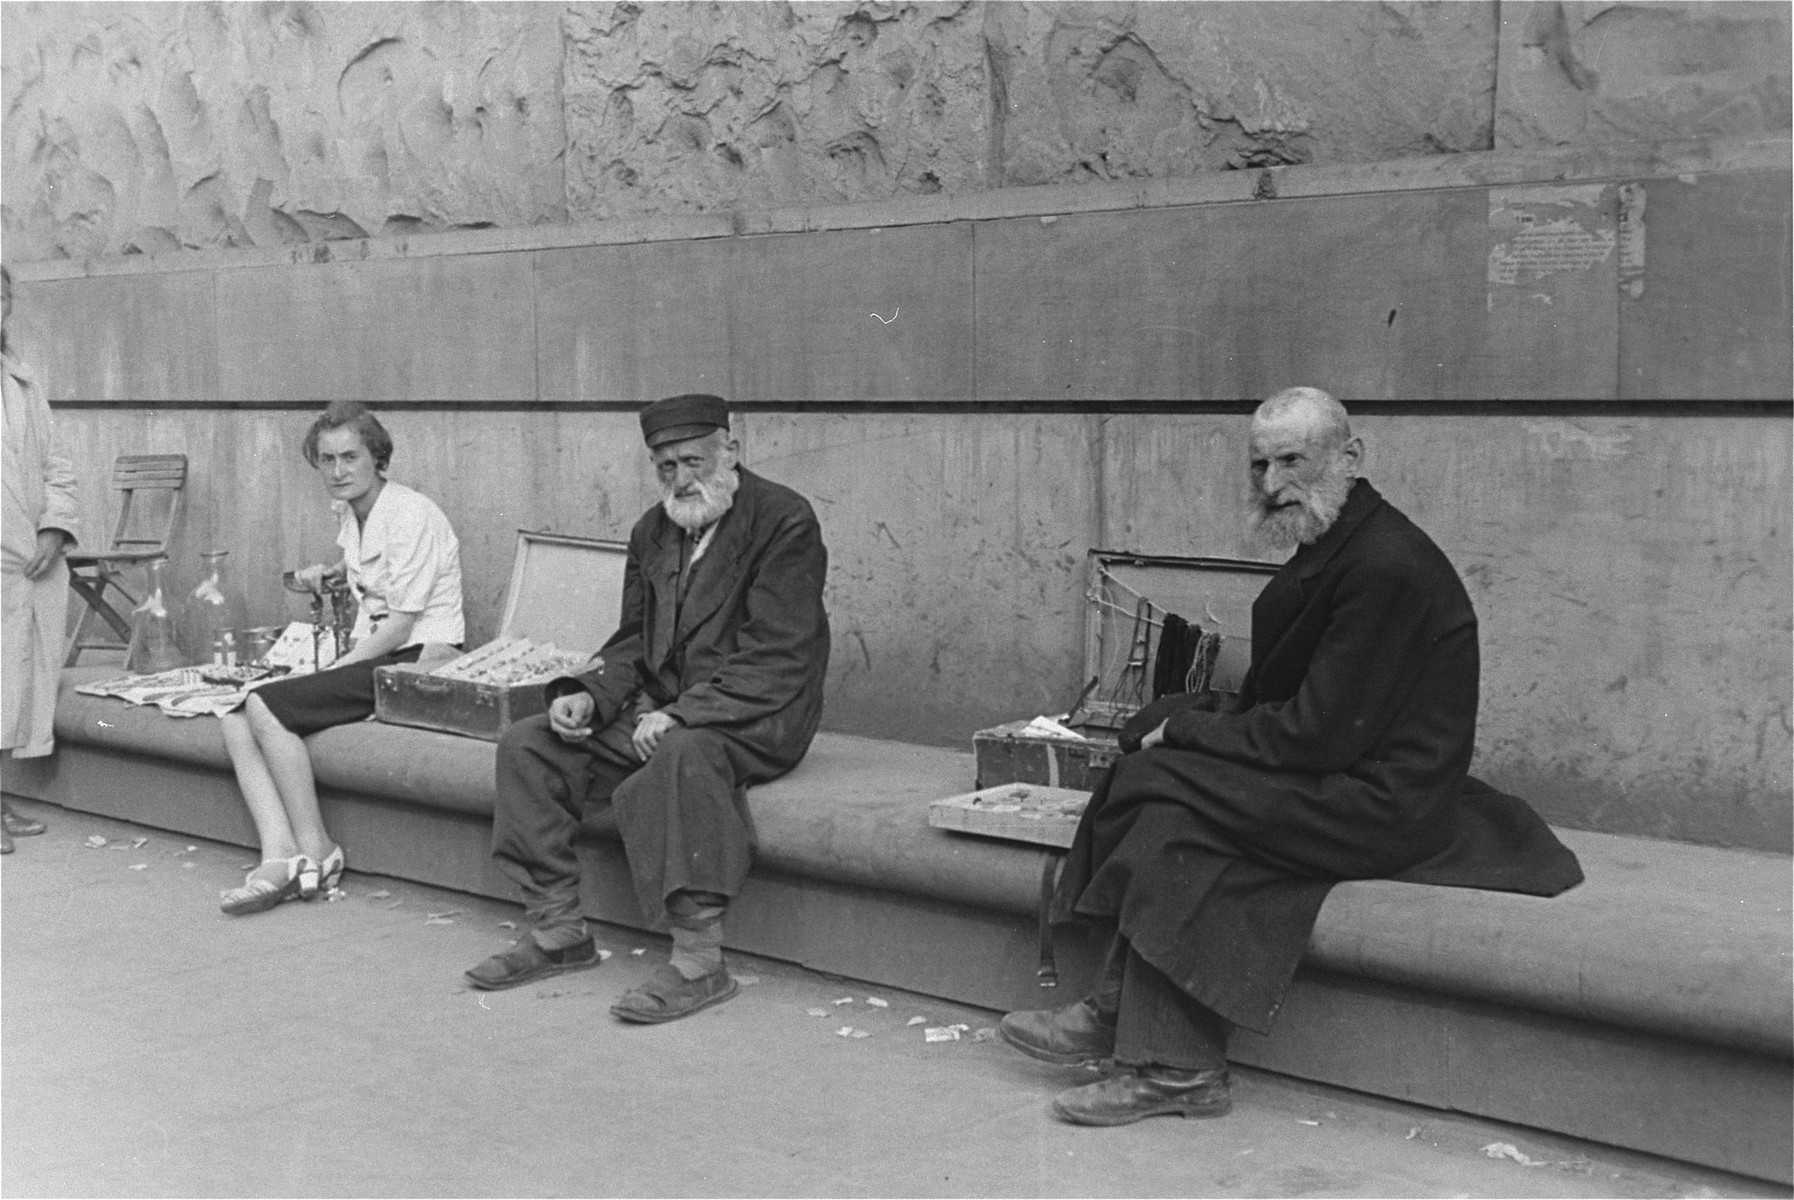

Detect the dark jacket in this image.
[1054,479,1582,1032]
[550,466,830,767]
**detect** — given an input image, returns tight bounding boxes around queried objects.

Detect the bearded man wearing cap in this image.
[467,394,830,1022]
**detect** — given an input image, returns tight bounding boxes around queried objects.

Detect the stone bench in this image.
[11,668,1791,1184]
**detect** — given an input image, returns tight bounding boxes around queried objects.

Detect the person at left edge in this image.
[467,393,831,1025]
[217,400,464,914]
[1,264,79,854]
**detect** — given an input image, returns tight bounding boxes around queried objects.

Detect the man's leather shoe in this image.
[998,998,1117,1066]
[465,936,602,991]
[1,804,45,837]
[1051,1066,1233,1126]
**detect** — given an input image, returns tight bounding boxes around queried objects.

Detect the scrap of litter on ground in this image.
[1482,1142,1550,1167]
[806,1002,991,1046]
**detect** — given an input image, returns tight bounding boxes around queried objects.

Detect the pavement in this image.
[2,796,1783,1199]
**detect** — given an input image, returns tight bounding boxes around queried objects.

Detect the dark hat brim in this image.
[645,421,726,449]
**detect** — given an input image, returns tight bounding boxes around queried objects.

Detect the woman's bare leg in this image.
[219,709,300,862]
[242,694,336,863]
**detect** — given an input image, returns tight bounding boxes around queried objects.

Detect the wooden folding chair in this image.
[64,454,188,665]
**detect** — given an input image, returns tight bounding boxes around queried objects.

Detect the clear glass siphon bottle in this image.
[184,549,248,666]
[124,556,186,674]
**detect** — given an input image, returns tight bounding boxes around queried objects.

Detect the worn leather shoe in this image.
[465,936,602,991]
[1,803,45,837]
[1051,1066,1233,1126]
[999,998,1117,1066]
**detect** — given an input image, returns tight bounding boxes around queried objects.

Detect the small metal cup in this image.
[244,625,283,663]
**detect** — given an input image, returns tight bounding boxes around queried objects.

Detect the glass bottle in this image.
[124,556,186,674]
[184,550,248,667]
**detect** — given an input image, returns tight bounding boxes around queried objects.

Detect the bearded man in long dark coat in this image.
[1001,387,1583,1126]
[468,393,830,1024]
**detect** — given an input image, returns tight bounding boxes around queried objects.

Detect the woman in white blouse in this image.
[219,401,464,915]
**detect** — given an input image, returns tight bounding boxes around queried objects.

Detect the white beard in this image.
[660,464,740,532]
[1250,460,1355,551]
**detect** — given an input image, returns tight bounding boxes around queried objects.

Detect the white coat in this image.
[3,352,81,757]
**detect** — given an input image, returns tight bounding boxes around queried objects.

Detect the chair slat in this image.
[112,462,187,486]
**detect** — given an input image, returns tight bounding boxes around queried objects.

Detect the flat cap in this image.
[640,393,729,449]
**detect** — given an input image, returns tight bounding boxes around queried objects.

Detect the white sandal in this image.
[219,855,315,916]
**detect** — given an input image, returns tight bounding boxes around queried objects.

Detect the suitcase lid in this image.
[496,530,630,653]
[1074,550,1279,730]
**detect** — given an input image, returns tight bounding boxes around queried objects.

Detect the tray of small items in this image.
[927,782,1093,850]
[373,530,628,741]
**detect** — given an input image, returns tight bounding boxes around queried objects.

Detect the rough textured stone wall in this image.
[562,1,997,214]
[5,1,1787,255]
[983,0,1500,184]
[1,1,565,260]
[1497,0,1792,147]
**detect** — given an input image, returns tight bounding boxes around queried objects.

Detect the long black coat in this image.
[1052,479,1582,1034]
[551,466,831,767]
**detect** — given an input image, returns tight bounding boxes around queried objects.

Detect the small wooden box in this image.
[971,550,1277,792]
[374,531,628,741]
[972,721,1121,791]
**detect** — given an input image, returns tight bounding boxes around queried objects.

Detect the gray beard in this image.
[660,466,740,532]
[1250,466,1355,551]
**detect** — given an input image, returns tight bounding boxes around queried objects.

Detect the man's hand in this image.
[1139,718,1170,751]
[548,692,595,744]
[22,529,69,581]
[632,709,681,761]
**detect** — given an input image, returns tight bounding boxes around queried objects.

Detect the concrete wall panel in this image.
[535,238,736,403]
[739,412,1099,746]
[729,226,977,404]
[972,193,1490,402]
[1621,171,1794,400]
[537,224,975,404]
[16,273,219,403]
[214,256,538,404]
